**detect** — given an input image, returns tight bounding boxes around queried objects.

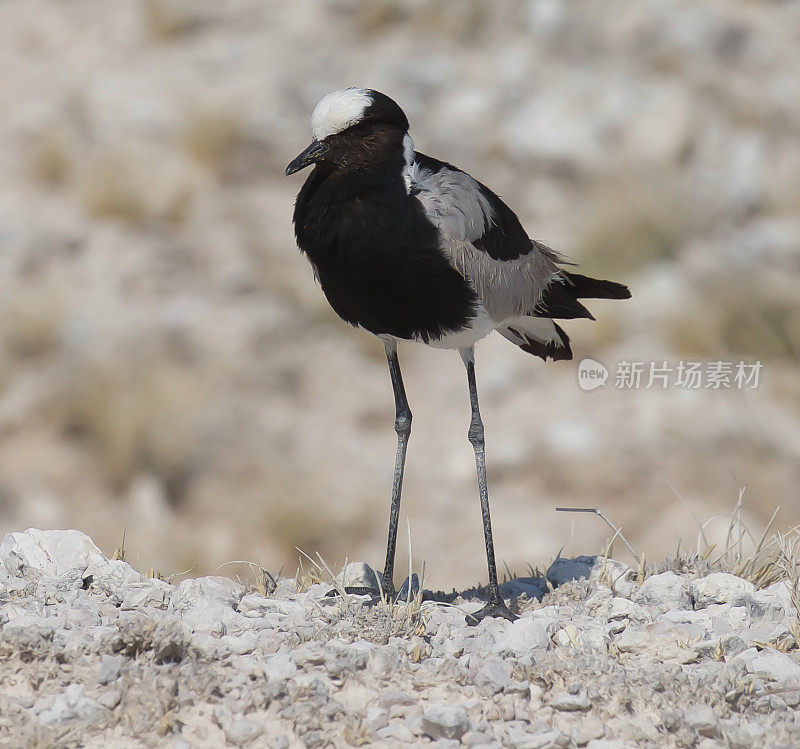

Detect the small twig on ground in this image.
[555,507,640,564]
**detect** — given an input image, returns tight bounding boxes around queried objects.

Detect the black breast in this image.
[292,164,478,342]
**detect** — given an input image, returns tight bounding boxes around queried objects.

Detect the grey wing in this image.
[407,152,566,322]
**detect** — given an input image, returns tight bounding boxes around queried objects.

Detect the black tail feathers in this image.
[563,272,631,300]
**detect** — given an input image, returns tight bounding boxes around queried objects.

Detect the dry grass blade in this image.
[218,559,279,596]
[667,480,710,550]
[294,547,350,602]
[112,525,127,562]
[773,527,800,621]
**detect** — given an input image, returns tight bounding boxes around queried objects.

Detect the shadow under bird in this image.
[286,88,630,623]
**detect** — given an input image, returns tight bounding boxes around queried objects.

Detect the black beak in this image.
[285,140,329,175]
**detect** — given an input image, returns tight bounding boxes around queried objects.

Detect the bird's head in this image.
[285,88,411,176]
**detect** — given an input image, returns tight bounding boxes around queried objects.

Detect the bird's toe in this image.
[465,598,518,626]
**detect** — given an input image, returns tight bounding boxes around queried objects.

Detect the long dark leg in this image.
[378,339,412,598]
[333,340,410,602]
[461,347,517,624]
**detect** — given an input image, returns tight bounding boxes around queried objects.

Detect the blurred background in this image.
[1,0,799,587]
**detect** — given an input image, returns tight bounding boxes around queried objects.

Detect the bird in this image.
[285,88,630,623]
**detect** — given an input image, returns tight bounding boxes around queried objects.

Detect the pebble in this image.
[97,654,125,684]
[551,692,591,712]
[263,652,298,682]
[591,559,638,598]
[614,626,651,652]
[336,562,379,591]
[420,705,470,740]
[223,719,263,746]
[683,704,718,737]
[493,617,550,655]
[573,718,605,745]
[635,572,692,612]
[690,573,755,608]
[474,659,513,694]
[743,649,800,685]
[364,707,388,732]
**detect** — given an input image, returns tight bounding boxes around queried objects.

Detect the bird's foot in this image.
[465,596,518,626]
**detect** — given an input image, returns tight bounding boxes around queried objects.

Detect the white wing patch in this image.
[405,150,562,322]
[311,88,373,141]
[500,317,564,346]
[406,160,493,243]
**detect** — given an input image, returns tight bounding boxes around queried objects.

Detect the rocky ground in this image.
[1,529,799,747]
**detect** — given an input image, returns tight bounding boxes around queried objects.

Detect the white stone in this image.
[170,577,244,612]
[336,561,379,591]
[690,573,755,608]
[744,649,800,685]
[238,593,281,618]
[420,705,470,741]
[592,559,637,597]
[37,684,103,725]
[220,633,257,655]
[97,689,121,710]
[0,529,102,578]
[97,654,125,684]
[573,718,605,745]
[262,652,297,682]
[684,704,718,737]
[551,692,591,712]
[606,597,650,622]
[474,659,513,694]
[120,581,171,610]
[493,617,550,655]
[614,626,651,652]
[223,719,263,746]
[587,740,636,749]
[364,707,388,732]
[578,626,610,652]
[635,572,691,611]
[83,557,146,594]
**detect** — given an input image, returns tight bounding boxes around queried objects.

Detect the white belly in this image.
[425,309,496,350]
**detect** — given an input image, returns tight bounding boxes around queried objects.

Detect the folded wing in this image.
[407,151,630,361]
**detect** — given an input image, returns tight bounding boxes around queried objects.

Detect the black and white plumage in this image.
[287,88,630,622]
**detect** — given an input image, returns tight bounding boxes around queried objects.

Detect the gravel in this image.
[1,528,800,746]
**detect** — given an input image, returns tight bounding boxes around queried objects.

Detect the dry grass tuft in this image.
[661,483,791,590]
[219,559,279,596]
[773,527,800,640]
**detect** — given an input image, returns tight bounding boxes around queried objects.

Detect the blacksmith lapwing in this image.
[286,88,630,623]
